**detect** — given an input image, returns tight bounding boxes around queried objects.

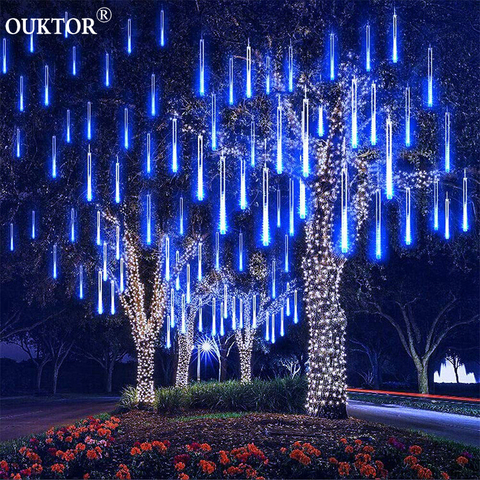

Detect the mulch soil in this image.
[116,410,459,463]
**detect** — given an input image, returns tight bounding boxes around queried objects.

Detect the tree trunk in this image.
[175,338,192,387]
[220,343,228,382]
[36,363,45,392]
[454,365,460,383]
[305,304,348,419]
[52,365,59,395]
[106,361,114,393]
[238,347,252,383]
[370,353,381,390]
[416,361,429,394]
[136,339,155,404]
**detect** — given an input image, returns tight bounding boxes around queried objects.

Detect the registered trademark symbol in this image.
[96,7,112,23]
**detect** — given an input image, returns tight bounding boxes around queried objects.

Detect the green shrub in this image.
[148,377,308,414]
[155,386,192,412]
[119,385,138,410]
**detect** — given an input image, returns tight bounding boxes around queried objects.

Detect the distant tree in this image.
[350,252,479,394]
[76,318,133,393]
[12,330,52,393]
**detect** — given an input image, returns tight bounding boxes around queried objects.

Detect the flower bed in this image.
[0,414,478,479]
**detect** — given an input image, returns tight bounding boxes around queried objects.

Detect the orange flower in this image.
[340,438,348,444]
[140,442,152,451]
[409,445,422,455]
[299,454,311,466]
[354,439,363,445]
[290,449,304,461]
[178,474,189,480]
[292,441,303,448]
[76,443,86,452]
[152,441,167,453]
[13,474,21,479]
[360,464,377,478]
[338,462,351,477]
[280,447,287,454]
[362,445,374,454]
[130,447,141,456]
[290,449,311,466]
[456,456,468,466]
[83,474,90,479]
[65,436,73,443]
[226,466,242,476]
[345,445,354,454]
[174,462,186,472]
[404,455,418,467]
[303,443,321,457]
[416,466,433,479]
[329,457,339,465]
[375,460,384,470]
[200,443,212,452]
[245,467,257,479]
[46,438,53,444]
[31,463,43,475]
[86,449,98,460]
[115,464,131,480]
[0,460,8,471]
[441,472,449,480]
[199,459,216,475]
[51,463,65,473]
[219,451,230,465]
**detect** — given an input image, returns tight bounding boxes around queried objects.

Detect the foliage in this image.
[118,386,138,411]
[119,378,308,414]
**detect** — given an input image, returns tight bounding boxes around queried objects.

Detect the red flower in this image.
[404,455,418,467]
[441,472,450,480]
[338,462,351,477]
[456,456,468,466]
[130,447,141,456]
[409,445,422,455]
[86,449,98,460]
[51,463,65,474]
[345,445,354,454]
[115,464,131,480]
[174,454,190,465]
[199,460,216,475]
[174,462,186,472]
[360,464,376,478]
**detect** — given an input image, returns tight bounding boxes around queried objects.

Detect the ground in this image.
[116,410,474,462]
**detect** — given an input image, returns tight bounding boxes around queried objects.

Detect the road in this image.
[348,399,480,447]
[0,396,119,442]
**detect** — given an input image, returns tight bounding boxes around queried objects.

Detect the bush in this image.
[118,385,138,410]
[119,377,308,414]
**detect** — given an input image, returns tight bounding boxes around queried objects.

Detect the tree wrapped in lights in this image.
[173,269,222,387]
[230,252,296,383]
[115,225,198,402]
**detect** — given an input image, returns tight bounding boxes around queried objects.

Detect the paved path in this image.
[0,397,119,442]
[348,399,480,447]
